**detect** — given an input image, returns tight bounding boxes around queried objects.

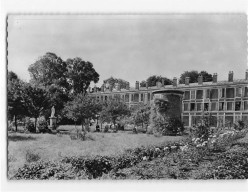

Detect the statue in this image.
[51,106,55,117]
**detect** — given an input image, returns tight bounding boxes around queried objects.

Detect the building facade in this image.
[89,70,248,127]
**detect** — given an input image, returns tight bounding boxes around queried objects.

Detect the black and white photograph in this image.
[6,13,248,181]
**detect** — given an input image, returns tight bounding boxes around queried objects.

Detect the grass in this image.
[7,130,184,178]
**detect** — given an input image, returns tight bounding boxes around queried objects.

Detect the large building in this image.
[89,70,248,127]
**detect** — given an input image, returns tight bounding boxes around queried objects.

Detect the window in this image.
[190,103,195,111]
[183,103,189,111]
[245,87,248,97]
[134,93,139,102]
[221,88,225,98]
[183,116,189,126]
[141,94,143,101]
[191,90,196,100]
[204,103,209,111]
[125,94,129,102]
[219,102,224,111]
[197,103,202,111]
[227,102,233,111]
[196,90,203,99]
[211,102,217,111]
[210,89,218,99]
[148,93,150,101]
[226,88,234,98]
[235,101,241,111]
[225,115,234,126]
[205,89,210,99]
[184,91,190,100]
[244,101,248,110]
[236,87,242,97]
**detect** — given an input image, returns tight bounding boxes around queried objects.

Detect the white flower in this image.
[155,148,160,152]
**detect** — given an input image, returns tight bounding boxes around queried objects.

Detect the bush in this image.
[25,119,36,133]
[37,117,50,133]
[26,150,41,163]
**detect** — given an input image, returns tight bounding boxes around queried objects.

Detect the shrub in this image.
[37,117,50,133]
[26,150,41,163]
[25,119,36,133]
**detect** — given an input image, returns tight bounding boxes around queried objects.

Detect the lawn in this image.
[8,130,184,178]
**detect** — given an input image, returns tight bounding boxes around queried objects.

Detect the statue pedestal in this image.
[49,117,57,130]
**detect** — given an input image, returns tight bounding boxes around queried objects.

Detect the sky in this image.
[7,14,248,87]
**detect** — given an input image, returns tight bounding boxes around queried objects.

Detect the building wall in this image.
[89,72,248,127]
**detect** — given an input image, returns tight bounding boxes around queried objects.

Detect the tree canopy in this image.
[140,75,172,87]
[63,93,102,131]
[103,76,129,90]
[100,97,130,125]
[179,70,213,84]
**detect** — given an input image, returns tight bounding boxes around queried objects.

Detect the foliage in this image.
[37,117,50,133]
[26,150,41,163]
[131,104,151,131]
[66,57,99,94]
[179,70,213,84]
[7,71,27,131]
[103,76,129,90]
[140,75,172,87]
[24,119,36,133]
[63,93,102,131]
[22,84,50,131]
[28,52,68,90]
[99,97,130,126]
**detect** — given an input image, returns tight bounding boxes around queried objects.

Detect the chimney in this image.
[116,82,121,91]
[173,77,177,87]
[198,75,203,85]
[185,77,190,86]
[126,82,130,90]
[246,70,248,80]
[161,78,165,87]
[101,84,104,92]
[146,81,148,89]
[135,81,139,90]
[228,71,234,82]
[213,73,217,83]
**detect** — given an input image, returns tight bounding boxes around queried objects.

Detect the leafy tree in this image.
[179,70,213,84]
[131,104,151,131]
[28,52,68,90]
[66,58,99,94]
[100,97,130,127]
[7,72,27,131]
[63,93,102,131]
[104,77,129,90]
[22,84,50,132]
[140,75,172,87]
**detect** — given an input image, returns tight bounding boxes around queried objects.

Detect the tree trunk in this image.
[34,117,37,133]
[14,115,17,132]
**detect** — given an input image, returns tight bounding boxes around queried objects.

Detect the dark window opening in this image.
[190,103,195,111]
[197,103,202,111]
[236,87,242,97]
[184,103,189,111]
[221,88,225,98]
[245,87,248,97]
[204,103,209,111]
[211,102,217,111]
[226,88,234,98]
[219,102,224,111]
[235,101,241,111]
[184,91,190,100]
[210,89,218,99]
[244,101,248,110]
[205,89,210,99]
[196,90,203,99]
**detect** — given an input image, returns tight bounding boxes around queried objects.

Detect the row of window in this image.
[96,93,154,102]
[183,101,248,112]
[182,114,248,127]
[184,87,248,100]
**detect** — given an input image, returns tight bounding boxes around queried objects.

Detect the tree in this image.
[63,93,102,131]
[28,52,68,90]
[140,75,172,87]
[22,84,50,131]
[131,104,151,131]
[100,97,130,127]
[7,71,27,131]
[179,70,213,84]
[103,77,129,90]
[66,58,99,94]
